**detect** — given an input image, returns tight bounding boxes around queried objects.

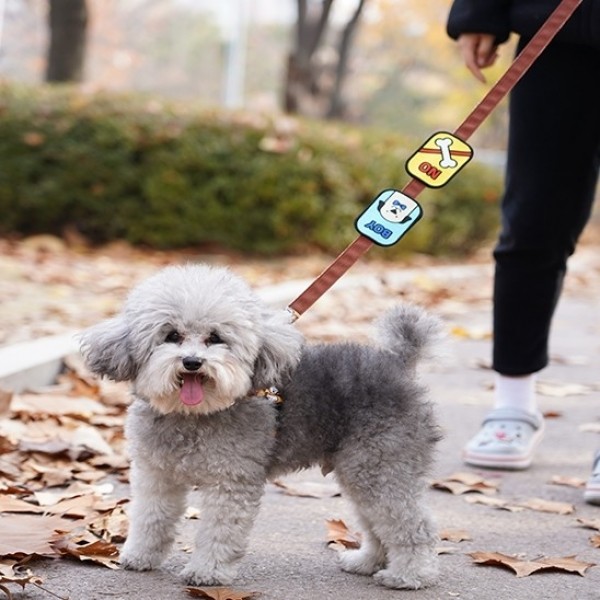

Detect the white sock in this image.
[493,373,538,415]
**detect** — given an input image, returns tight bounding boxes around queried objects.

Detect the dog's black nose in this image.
[182,356,203,371]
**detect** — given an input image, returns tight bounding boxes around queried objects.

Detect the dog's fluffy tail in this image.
[375,304,442,371]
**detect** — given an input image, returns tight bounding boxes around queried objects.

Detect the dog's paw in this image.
[119,551,163,572]
[338,547,385,576]
[180,565,234,587]
[373,565,438,590]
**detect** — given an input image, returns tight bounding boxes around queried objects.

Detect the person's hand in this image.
[456,33,499,82]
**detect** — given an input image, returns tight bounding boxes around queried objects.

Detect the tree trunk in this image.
[283,0,334,116]
[284,0,367,120]
[46,0,89,83]
[326,0,366,118]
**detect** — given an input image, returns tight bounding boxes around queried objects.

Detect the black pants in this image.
[492,39,600,375]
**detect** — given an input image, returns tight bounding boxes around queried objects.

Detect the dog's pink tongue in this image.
[180,374,204,406]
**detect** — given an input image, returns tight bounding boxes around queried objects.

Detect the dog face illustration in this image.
[377,193,418,224]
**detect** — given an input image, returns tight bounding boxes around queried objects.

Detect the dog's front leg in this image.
[120,461,187,571]
[181,481,264,586]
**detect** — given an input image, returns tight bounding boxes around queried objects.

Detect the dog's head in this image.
[80,264,303,415]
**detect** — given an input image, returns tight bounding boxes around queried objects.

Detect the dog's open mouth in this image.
[178,373,206,406]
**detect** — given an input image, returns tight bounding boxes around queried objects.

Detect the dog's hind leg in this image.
[180,481,264,586]
[369,493,439,590]
[334,443,439,589]
[337,511,386,576]
[120,462,188,571]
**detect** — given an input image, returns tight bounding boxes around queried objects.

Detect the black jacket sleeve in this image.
[447,0,600,48]
[447,0,513,43]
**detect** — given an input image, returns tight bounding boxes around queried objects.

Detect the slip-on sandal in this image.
[584,450,600,506]
[463,407,545,470]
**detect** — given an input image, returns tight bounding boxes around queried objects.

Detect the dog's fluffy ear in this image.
[252,310,303,389]
[79,316,137,381]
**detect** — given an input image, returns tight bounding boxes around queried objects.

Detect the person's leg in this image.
[464,40,600,469]
[493,41,600,378]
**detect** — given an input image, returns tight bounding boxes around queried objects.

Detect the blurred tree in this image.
[284,0,367,119]
[46,0,88,82]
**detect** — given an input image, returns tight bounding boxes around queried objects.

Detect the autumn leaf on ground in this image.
[439,528,472,543]
[186,587,259,599]
[536,380,592,398]
[449,325,491,340]
[431,472,499,495]
[52,534,120,569]
[549,475,586,489]
[517,497,574,515]
[325,519,361,550]
[0,389,12,416]
[0,514,79,557]
[272,479,340,498]
[469,552,596,577]
[11,393,112,419]
[464,495,524,512]
[89,505,129,543]
[577,517,600,531]
[542,410,562,419]
[464,495,573,514]
[0,560,44,598]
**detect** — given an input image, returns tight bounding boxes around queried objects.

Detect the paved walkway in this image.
[4,243,600,600]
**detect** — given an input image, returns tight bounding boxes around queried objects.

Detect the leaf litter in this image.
[469,552,595,578]
[2,236,600,595]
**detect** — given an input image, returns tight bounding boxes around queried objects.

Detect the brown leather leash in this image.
[287,0,583,321]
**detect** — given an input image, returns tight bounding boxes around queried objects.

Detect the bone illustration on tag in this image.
[435,137,458,168]
[405,131,473,188]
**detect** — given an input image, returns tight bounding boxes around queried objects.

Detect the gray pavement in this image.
[8,249,600,600]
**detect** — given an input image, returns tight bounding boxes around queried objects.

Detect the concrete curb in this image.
[0,332,80,393]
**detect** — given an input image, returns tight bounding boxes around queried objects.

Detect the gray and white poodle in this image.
[80,264,442,590]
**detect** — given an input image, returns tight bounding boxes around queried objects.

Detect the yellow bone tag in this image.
[406,131,473,188]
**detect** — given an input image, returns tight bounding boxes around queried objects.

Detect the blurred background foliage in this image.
[0,0,511,257]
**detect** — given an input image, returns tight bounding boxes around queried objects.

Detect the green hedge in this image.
[0,84,501,256]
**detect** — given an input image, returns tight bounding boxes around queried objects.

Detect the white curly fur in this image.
[80,263,442,590]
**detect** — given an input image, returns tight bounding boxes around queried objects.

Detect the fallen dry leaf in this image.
[549,475,586,489]
[52,534,120,569]
[464,495,573,514]
[88,505,129,543]
[576,517,600,531]
[431,472,499,496]
[449,325,491,340]
[469,551,595,577]
[536,381,592,398]
[439,528,472,543]
[0,390,12,416]
[464,495,524,512]
[185,587,259,600]
[541,410,562,419]
[517,497,574,515]
[0,560,44,598]
[0,514,80,557]
[325,519,361,550]
[590,535,600,549]
[11,393,111,419]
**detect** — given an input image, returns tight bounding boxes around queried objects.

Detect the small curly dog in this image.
[80,264,442,590]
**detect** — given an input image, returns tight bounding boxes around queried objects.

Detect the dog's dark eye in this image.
[207,331,224,345]
[165,330,182,344]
